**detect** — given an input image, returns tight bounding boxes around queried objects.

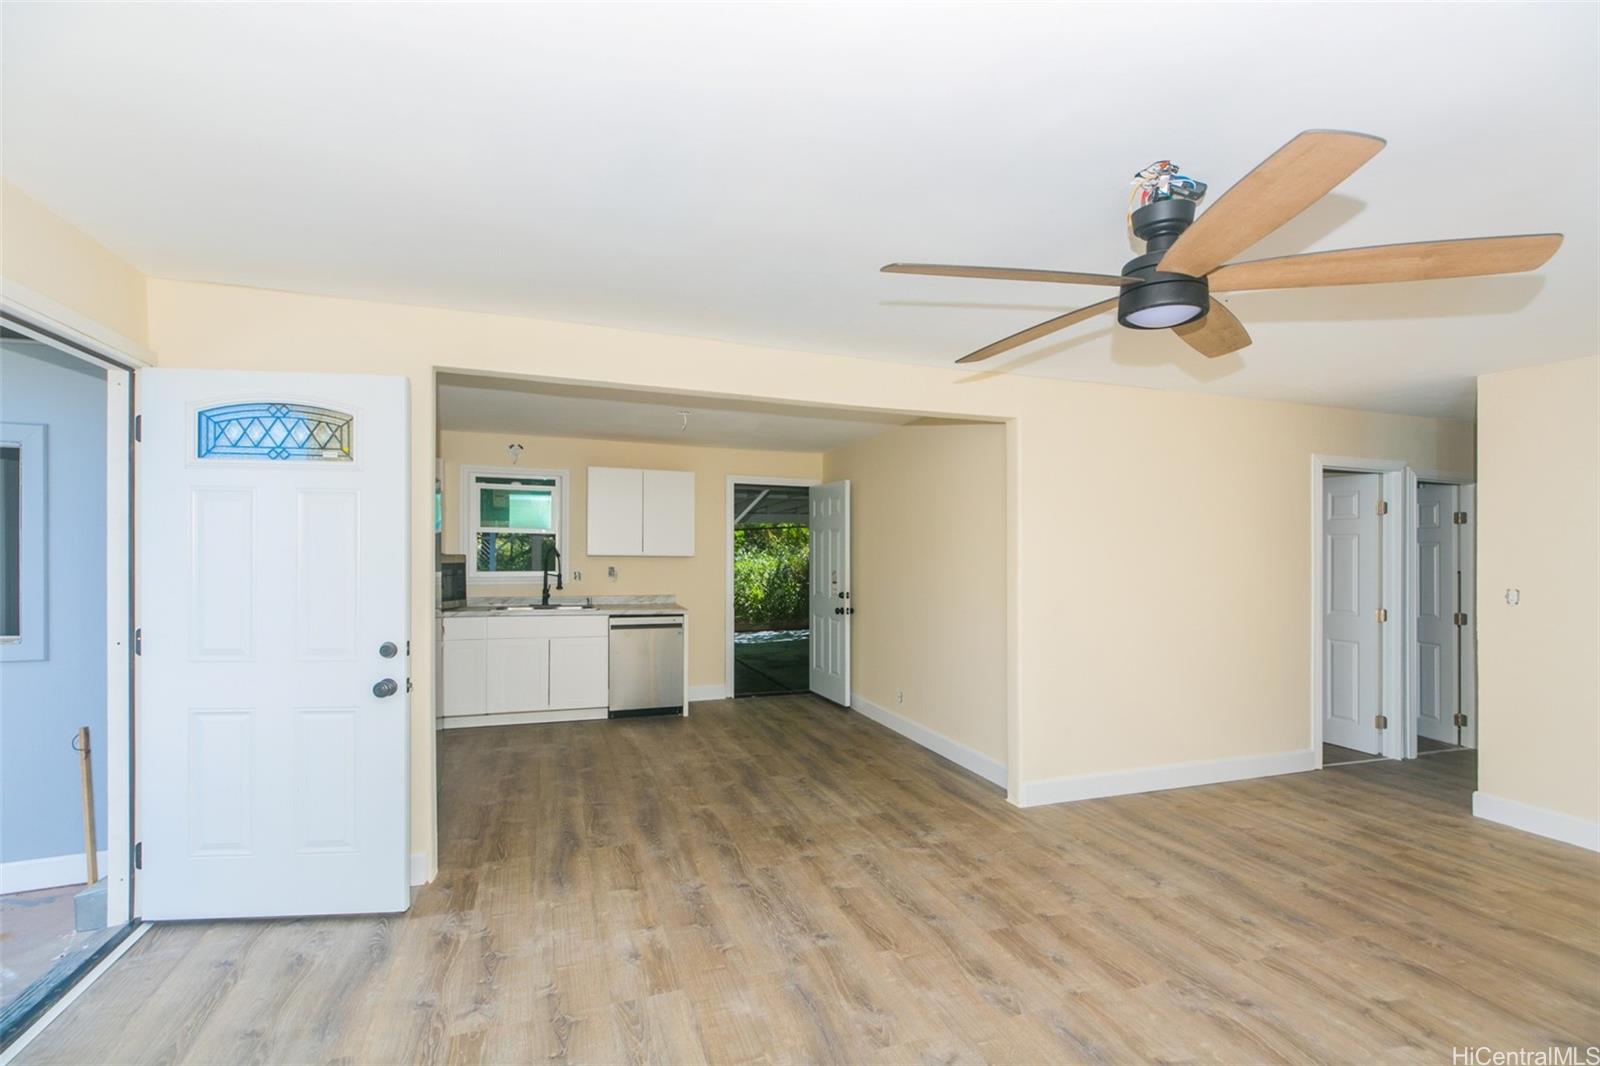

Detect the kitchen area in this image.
[436,462,693,728]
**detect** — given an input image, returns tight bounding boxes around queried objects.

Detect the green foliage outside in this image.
[734,525,809,630]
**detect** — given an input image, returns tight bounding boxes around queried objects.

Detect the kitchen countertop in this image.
[440,595,686,618]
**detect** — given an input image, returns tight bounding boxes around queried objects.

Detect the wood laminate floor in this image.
[16,697,1600,1064]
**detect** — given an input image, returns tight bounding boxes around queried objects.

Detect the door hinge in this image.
[1376,608,1389,623]
[1453,511,1468,525]
[134,414,142,442]
[1453,611,1469,626]
[405,640,411,657]
[134,842,143,869]
[1374,713,1389,730]
[134,627,143,655]
[405,678,413,693]
[1376,499,1389,516]
[1453,712,1469,728]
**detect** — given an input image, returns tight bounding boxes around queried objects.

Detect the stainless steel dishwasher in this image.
[608,614,685,717]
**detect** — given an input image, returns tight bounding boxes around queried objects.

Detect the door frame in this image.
[1309,455,1408,766]
[0,302,140,928]
[724,474,819,700]
[1405,469,1477,756]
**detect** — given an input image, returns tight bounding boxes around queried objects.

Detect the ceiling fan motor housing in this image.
[1119,199,1209,329]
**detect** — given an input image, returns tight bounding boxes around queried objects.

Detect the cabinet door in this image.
[642,469,695,556]
[548,636,609,710]
[587,467,644,556]
[485,637,550,713]
[440,639,487,718]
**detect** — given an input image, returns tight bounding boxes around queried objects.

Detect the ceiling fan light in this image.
[1124,302,1205,328]
[1116,275,1211,331]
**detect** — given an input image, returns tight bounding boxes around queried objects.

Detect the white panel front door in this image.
[1416,482,1462,746]
[808,480,851,706]
[138,370,410,918]
[1322,472,1384,754]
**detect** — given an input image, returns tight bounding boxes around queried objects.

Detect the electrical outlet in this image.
[608,566,617,581]
[570,570,582,582]
[1505,588,1520,605]
[896,690,904,705]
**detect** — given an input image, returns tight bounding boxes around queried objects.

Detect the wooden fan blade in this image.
[1173,299,1251,359]
[955,297,1120,363]
[1158,130,1386,278]
[1206,234,1563,292]
[883,263,1136,286]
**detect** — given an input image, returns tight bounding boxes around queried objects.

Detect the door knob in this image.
[372,678,398,698]
[379,641,398,659]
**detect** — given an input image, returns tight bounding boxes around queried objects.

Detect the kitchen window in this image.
[460,465,569,583]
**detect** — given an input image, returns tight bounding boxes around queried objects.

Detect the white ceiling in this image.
[4,3,1595,419]
[435,374,917,452]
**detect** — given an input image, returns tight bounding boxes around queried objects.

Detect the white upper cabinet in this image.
[587,467,644,555]
[642,470,696,556]
[587,466,695,557]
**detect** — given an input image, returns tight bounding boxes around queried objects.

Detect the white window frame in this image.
[458,464,569,584]
[0,422,46,660]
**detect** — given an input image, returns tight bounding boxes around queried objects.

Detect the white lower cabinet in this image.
[439,614,610,726]
[549,636,608,709]
[440,639,487,717]
[486,637,551,714]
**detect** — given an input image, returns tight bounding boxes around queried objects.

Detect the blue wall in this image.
[0,340,108,865]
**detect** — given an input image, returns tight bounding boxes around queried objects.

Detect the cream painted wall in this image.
[1476,355,1598,826]
[823,420,1007,763]
[440,429,821,689]
[1024,388,1474,787]
[143,278,1474,874]
[1,180,149,347]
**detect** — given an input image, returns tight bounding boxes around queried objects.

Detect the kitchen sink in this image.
[488,601,592,612]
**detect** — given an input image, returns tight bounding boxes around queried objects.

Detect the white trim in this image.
[409,852,431,887]
[0,851,110,894]
[1019,748,1316,807]
[457,464,570,586]
[0,276,155,369]
[688,683,729,702]
[437,707,607,730]
[103,369,132,926]
[850,693,1007,788]
[1309,455,1408,764]
[1472,792,1600,852]
[0,422,46,661]
[724,474,819,698]
[0,921,152,1065]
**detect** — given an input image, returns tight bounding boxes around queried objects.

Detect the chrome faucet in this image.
[541,544,564,606]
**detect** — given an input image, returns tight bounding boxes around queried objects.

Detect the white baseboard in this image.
[688,684,729,702]
[0,850,110,894]
[849,694,1007,787]
[409,852,433,887]
[438,707,606,730]
[1019,747,1316,808]
[1472,791,1600,852]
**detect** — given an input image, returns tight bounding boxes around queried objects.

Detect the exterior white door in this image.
[1416,482,1462,747]
[808,480,851,706]
[138,369,410,919]
[1322,472,1384,754]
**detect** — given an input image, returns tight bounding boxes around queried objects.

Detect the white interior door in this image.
[808,480,850,706]
[1416,482,1462,747]
[138,369,410,919]
[1323,472,1384,754]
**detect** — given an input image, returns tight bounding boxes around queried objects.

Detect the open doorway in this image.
[0,321,134,1049]
[728,479,815,697]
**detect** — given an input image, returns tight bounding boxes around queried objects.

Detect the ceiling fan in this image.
[882,130,1562,363]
